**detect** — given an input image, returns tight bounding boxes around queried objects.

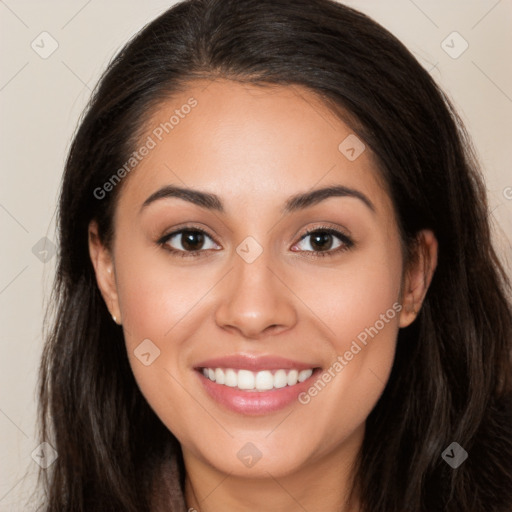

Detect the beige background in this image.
[1,0,511,509]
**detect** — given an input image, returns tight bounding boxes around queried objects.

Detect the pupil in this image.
[311,232,332,251]
[182,231,204,251]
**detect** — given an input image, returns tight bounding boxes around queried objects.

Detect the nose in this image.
[214,247,298,340]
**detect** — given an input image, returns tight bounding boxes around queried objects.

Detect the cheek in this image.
[296,231,403,353]
[290,233,403,436]
[113,246,214,438]
[112,240,204,383]
[115,241,207,342]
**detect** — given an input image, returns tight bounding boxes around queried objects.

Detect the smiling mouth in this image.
[199,367,318,391]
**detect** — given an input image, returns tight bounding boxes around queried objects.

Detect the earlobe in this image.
[398,229,438,328]
[88,220,122,324]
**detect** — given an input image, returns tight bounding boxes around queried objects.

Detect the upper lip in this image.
[195,354,319,372]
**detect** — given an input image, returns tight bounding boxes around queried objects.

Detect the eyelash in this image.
[156,224,355,259]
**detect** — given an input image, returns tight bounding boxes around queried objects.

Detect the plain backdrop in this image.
[1,0,511,509]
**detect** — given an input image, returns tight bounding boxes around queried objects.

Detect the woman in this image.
[37,0,512,510]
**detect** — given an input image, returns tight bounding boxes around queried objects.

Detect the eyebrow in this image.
[140,184,375,215]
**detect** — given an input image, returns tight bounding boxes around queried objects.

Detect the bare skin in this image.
[89,79,437,512]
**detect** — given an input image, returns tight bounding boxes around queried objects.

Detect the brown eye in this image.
[158,228,220,256]
[293,227,354,258]
[307,231,335,251]
[179,230,206,251]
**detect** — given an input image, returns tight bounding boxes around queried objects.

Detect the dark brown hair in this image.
[37,0,512,510]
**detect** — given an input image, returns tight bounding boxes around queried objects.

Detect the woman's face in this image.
[90,79,427,479]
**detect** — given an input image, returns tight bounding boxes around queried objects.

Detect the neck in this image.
[183,426,363,512]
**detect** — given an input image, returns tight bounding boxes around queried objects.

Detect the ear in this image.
[88,220,122,325]
[399,229,438,328]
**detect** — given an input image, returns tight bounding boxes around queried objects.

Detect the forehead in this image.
[116,78,391,217]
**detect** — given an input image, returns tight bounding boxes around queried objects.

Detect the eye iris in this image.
[310,231,332,251]
[182,230,204,251]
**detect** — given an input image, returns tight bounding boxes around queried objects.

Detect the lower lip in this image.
[197,369,320,415]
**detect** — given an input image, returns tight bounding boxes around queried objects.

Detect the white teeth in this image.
[201,367,315,391]
[298,369,313,382]
[255,370,274,391]
[224,369,237,387]
[274,369,288,389]
[237,369,255,390]
[287,369,298,386]
[215,367,225,384]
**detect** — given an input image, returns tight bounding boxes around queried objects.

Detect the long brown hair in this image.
[37,0,512,510]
